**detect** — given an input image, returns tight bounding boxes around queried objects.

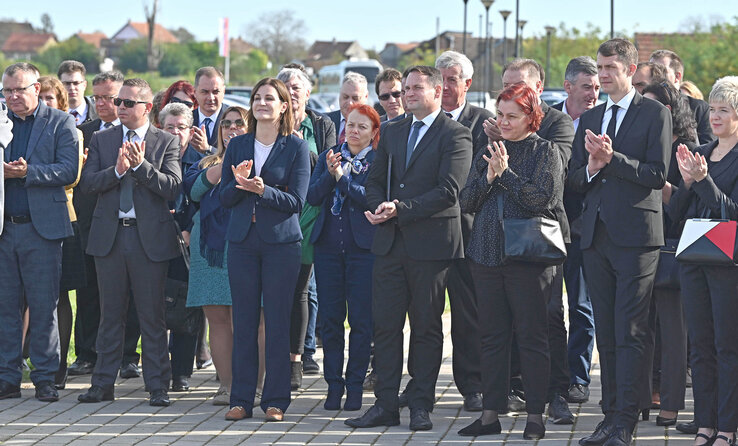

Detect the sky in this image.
[1,0,732,52]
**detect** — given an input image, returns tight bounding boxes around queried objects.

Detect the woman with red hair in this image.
[458,83,564,440]
[162,80,198,110]
[306,103,379,411]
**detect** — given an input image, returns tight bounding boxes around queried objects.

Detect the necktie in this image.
[202,117,212,141]
[338,125,346,144]
[406,121,425,167]
[119,130,136,213]
[606,105,619,139]
[445,112,453,119]
[71,110,80,124]
[103,122,113,129]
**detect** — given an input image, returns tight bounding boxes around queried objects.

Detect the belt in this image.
[5,215,31,224]
[119,218,137,227]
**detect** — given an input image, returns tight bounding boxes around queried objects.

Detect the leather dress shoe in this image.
[265,407,284,422]
[35,381,59,402]
[568,384,590,404]
[548,394,575,424]
[676,420,698,435]
[291,361,302,390]
[508,392,526,412]
[463,393,483,412]
[409,408,433,431]
[398,389,409,408]
[149,389,170,406]
[580,421,616,445]
[68,359,95,376]
[656,415,678,426]
[78,385,114,403]
[119,363,141,379]
[603,426,632,446]
[196,357,213,369]
[0,380,21,399]
[225,405,252,420]
[523,421,546,440]
[171,376,189,392]
[344,404,400,428]
[458,418,502,436]
[302,355,320,375]
[363,369,377,391]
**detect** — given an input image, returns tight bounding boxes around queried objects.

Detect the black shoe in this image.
[398,388,409,408]
[463,393,483,412]
[54,369,67,390]
[34,381,59,402]
[656,415,678,426]
[363,369,377,391]
[714,433,735,446]
[568,384,590,403]
[548,394,574,424]
[291,361,302,390]
[409,408,433,431]
[344,404,400,428]
[68,359,95,376]
[78,385,114,403]
[0,380,21,399]
[119,362,141,379]
[324,387,344,410]
[507,392,526,412]
[171,376,189,392]
[523,421,546,440]
[580,421,616,445]
[676,420,698,435]
[196,358,213,369]
[150,389,170,406]
[458,418,502,436]
[302,355,320,375]
[603,426,632,446]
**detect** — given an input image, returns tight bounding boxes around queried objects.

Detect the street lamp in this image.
[463,0,469,53]
[481,0,494,109]
[514,0,520,57]
[545,26,556,86]
[500,10,511,63]
[518,20,527,58]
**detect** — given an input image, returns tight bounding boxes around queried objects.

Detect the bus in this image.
[317,59,383,110]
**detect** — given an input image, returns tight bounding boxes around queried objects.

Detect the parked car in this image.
[466,91,496,113]
[225,86,252,102]
[223,94,251,110]
[307,95,331,114]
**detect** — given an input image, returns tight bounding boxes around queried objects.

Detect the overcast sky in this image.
[2,0,732,51]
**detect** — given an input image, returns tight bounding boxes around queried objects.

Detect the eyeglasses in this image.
[164,125,191,132]
[2,82,37,97]
[170,96,195,108]
[378,91,402,101]
[62,80,85,87]
[220,119,246,128]
[114,97,149,108]
[93,94,117,102]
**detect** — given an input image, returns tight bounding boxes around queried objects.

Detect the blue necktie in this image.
[202,117,212,141]
[406,121,425,167]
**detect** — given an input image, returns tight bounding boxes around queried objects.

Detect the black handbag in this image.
[165,221,204,335]
[654,238,680,289]
[497,194,567,265]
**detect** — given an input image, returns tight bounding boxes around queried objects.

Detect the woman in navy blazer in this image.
[306,104,379,411]
[220,78,310,422]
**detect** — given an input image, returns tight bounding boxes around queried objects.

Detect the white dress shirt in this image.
[444,102,466,122]
[561,100,580,131]
[586,88,637,182]
[409,108,443,151]
[70,101,88,125]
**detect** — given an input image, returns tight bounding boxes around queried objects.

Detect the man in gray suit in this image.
[0,62,79,402]
[78,78,182,407]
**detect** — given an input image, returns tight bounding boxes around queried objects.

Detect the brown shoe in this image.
[225,406,252,421]
[265,407,284,422]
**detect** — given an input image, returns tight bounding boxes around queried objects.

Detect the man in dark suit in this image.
[552,56,600,405]
[570,39,671,446]
[70,71,143,379]
[78,78,182,407]
[327,72,369,144]
[345,65,472,431]
[650,49,714,144]
[191,66,226,154]
[484,57,576,423]
[0,62,79,402]
[57,60,98,126]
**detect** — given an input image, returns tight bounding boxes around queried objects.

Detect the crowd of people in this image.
[0,36,736,446]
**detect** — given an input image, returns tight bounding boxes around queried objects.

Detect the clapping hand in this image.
[191,125,210,153]
[482,141,509,184]
[232,159,253,185]
[125,140,145,168]
[326,149,343,180]
[584,129,614,176]
[365,200,398,225]
[4,157,28,178]
[482,117,503,143]
[115,143,131,176]
[676,143,707,186]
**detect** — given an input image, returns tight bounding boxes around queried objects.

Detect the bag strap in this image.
[497,193,504,224]
[172,220,190,270]
[720,194,729,220]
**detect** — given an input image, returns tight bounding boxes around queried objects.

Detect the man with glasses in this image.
[191,66,226,154]
[375,69,406,122]
[78,78,181,407]
[57,60,97,126]
[0,62,79,402]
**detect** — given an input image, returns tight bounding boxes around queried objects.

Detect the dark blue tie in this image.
[202,117,212,141]
[406,121,425,167]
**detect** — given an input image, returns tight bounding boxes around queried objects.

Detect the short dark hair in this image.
[503,58,545,85]
[642,81,696,141]
[564,56,597,84]
[650,49,684,76]
[374,68,402,95]
[57,60,87,78]
[122,78,153,101]
[92,70,124,86]
[4,62,40,78]
[405,66,443,88]
[194,66,224,88]
[597,38,638,68]
[636,62,666,81]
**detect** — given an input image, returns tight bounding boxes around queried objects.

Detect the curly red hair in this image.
[347,103,381,147]
[496,83,543,132]
[162,80,198,108]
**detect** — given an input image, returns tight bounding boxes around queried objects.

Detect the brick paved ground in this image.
[0,313,694,445]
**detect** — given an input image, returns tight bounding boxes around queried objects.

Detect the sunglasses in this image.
[378,91,402,101]
[170,96,195,108]
[220,119,246,128]
[114,98,149,108]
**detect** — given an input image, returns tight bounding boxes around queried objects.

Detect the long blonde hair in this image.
[200,105,249,169]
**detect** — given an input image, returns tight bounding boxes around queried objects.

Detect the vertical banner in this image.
[220,18,230,85]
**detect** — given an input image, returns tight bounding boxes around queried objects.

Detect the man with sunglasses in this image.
[191,67,226,155]
[79,78,181,407]
[375,69,406,122]
[58,60,98,126]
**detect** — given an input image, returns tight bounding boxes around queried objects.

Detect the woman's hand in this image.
[326,149,343,180]
[662,182,673,205]
[231,159,253,187]
[236,176,265,195]
[676,143,707,187]
[490,141,509,177]
[206,163,223,184]
[481,145,498,184]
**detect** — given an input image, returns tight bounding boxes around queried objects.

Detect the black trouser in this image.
[290,263,312,355]
[446,257,482,396]
[650,287,687,411]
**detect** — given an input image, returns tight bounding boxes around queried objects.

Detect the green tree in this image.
[158,43,197,76]
[33,37,100,74]
[397,48,438,73]
[186,41,223,70]
[228,49,269,85]
[117,39,149,74]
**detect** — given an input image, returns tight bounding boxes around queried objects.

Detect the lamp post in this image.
[514,0,520,57]
[463,0,469,53]
[518,20,527,58]
[610,0,614,38]
[481,0,494,109]
[500,10,511,63]
[544,26,556,86]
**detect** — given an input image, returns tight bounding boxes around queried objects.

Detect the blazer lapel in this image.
[458,103,473,128]
[395,118,412,178]
[26,103,49,161]
[406,113,443,171]
[143,126,160,162]
[260,134,285,175]
[613,93,643,149]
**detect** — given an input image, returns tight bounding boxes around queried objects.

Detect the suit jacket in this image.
[687,95,715,145]
[305,108,337,154]
[307,146,376,250]
[380,112,409,132]
[568,91,672,249]
[220,133,310,244]
[327,110,342,136]
[5,101,79,240]
[74,118,105,248]
[76,96,99,126]
[365,112,472,260]
[80,125,182,261]
[0,103,13,235]
[457,102,495,156]
[193,107,226,147]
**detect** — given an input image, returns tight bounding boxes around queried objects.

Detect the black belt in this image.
[119,218,137,227]
[5,215,31,224]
